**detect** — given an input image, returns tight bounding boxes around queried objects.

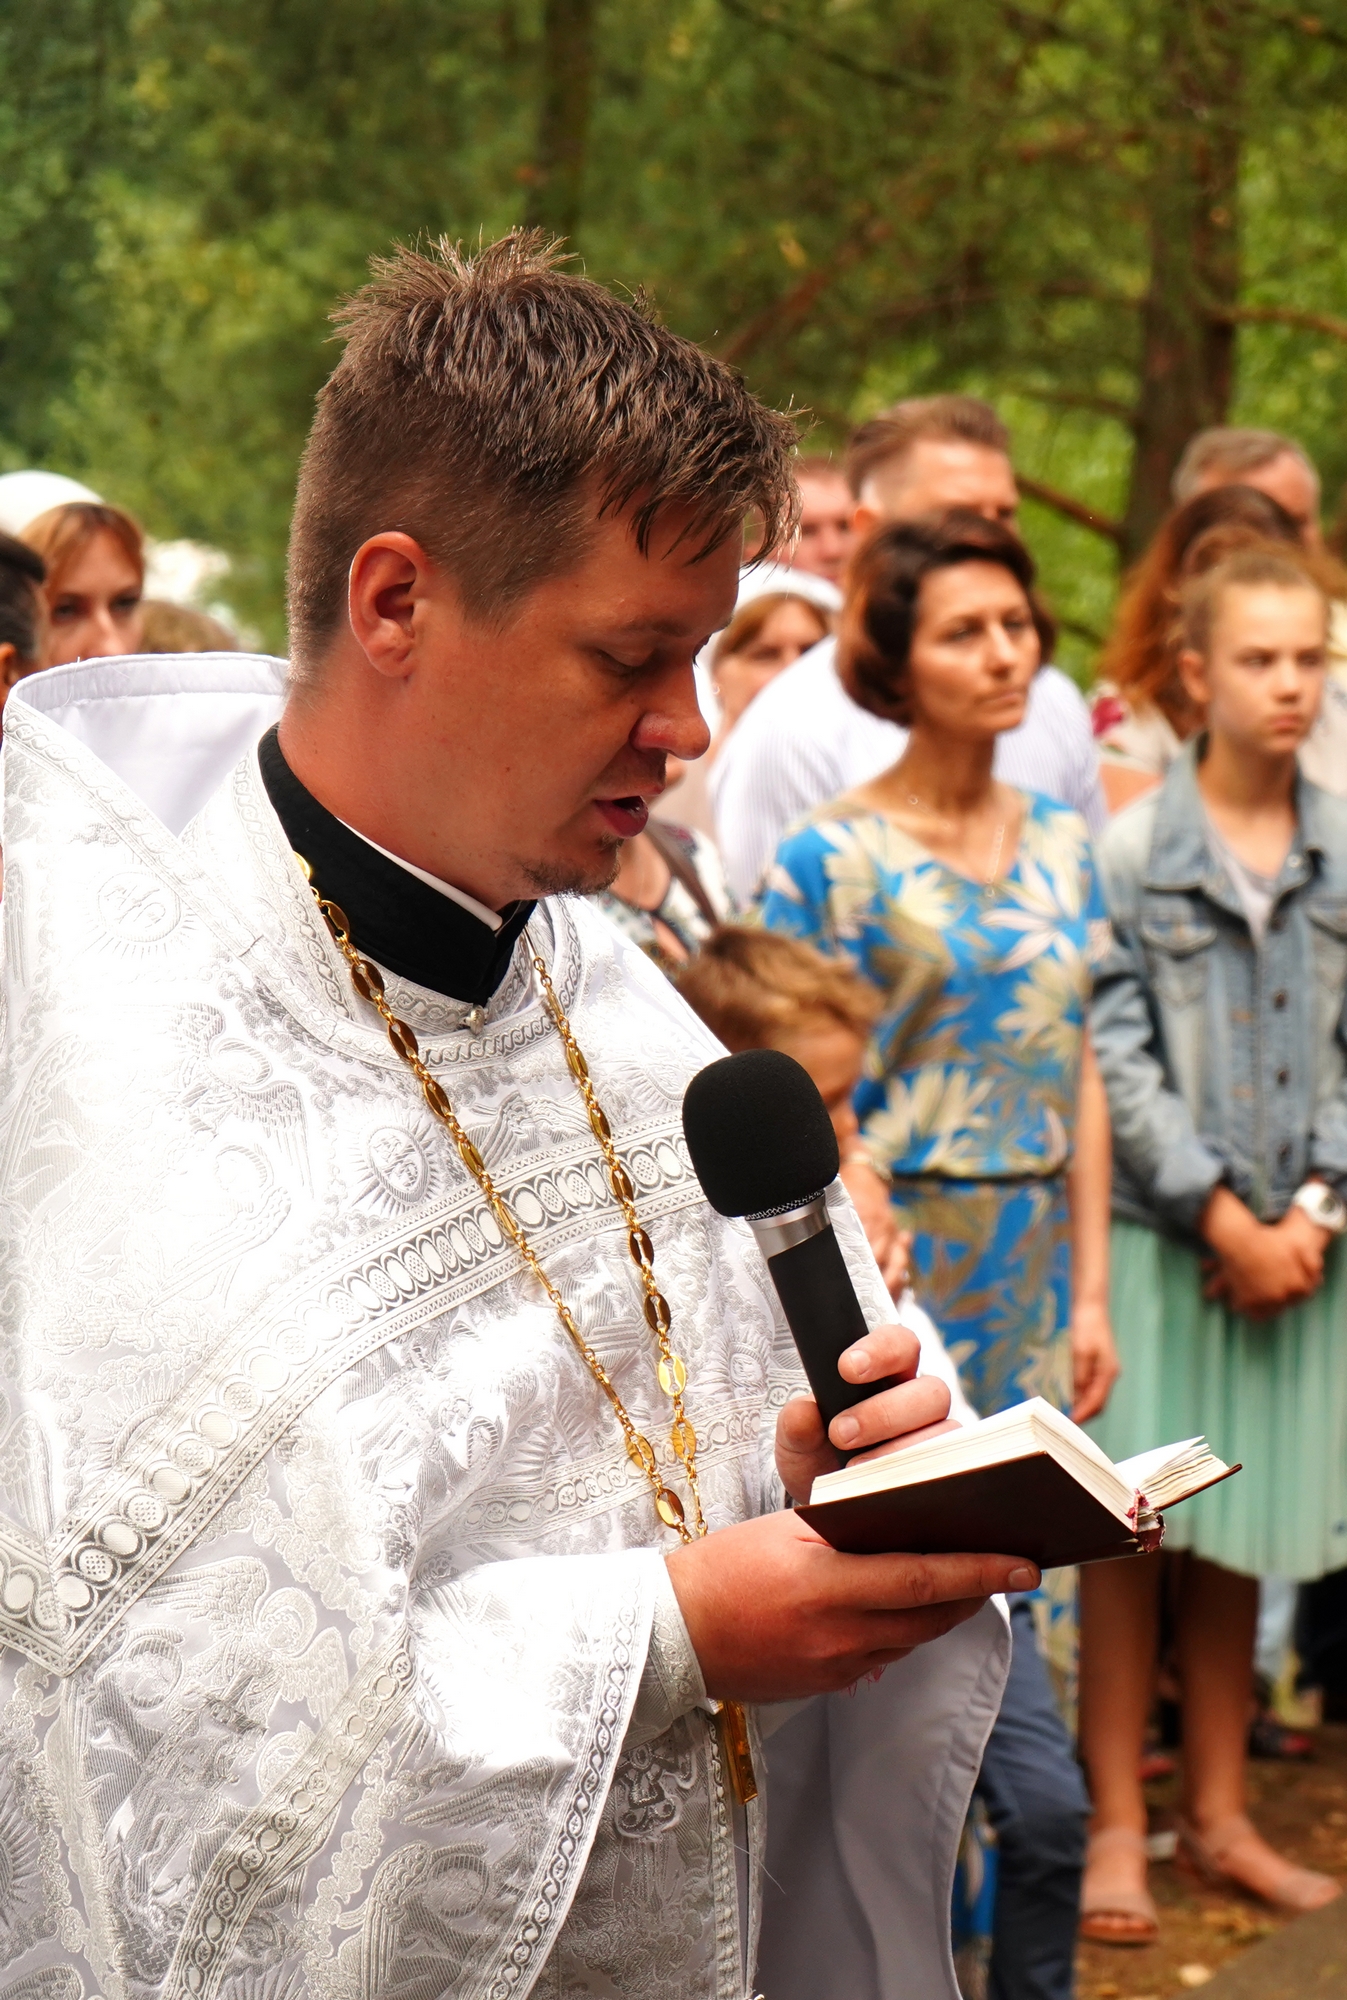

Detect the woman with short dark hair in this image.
[761,510,1116,1429]
[760,508,1118,2000]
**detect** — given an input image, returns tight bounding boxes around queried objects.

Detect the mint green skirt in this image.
[1089,1220,1347,1581]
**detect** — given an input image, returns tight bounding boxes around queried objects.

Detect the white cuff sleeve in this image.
[624,1558,707,1748]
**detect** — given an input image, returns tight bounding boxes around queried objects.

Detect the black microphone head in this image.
[681,1048,840,1218]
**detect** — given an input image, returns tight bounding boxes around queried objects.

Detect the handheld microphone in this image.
[681,1048,901,1433]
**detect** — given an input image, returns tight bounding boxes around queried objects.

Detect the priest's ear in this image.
[1,640,34,698]
[346,532,446,680]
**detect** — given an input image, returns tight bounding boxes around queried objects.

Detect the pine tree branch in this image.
[873,278,1142,334]
[1017,475,1125,546]
[1009,384,1139,427]
[715,0,955,102]
[1216,301,1347,342]
[714,216,896,366]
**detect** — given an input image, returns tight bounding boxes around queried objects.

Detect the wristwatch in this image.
[1291,1181,1347,1235]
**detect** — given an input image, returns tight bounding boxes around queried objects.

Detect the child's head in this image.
[1178,547,1328,760]
[677,927,880,1148]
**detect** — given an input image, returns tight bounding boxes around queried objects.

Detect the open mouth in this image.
[593,795,650,838]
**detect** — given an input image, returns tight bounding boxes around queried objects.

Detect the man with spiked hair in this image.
[0,235,1024,1999]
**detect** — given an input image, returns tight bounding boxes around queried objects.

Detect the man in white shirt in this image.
[711,395,1106,904]
[790,453,856,587]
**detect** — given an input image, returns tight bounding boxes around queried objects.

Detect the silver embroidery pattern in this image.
[0,1118,705,1675]
[0,698,805,2000]
[164,1638,415,2000]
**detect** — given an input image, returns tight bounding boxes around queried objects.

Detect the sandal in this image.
[1248,1713,1315,1761]
[1177,1814,1341,1912]
[1079,1825,1160,1946]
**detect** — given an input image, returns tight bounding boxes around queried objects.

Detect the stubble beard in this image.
[519,842,623,898]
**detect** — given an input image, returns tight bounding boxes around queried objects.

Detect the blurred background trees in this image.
[3,0,1347,670]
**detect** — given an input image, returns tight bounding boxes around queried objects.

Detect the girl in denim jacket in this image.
[1080,548,1347,1941]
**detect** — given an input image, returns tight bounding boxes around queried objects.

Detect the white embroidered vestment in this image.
[0,657,1007,2000]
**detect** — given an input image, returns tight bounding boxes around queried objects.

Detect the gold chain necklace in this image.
[296,857,757,1804]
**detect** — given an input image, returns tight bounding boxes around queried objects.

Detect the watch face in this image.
[1300,1186,1347,1231]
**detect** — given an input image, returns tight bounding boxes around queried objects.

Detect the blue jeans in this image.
[976,1598,1088,2000]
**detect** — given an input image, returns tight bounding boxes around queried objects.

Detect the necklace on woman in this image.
[296,856,758,1805]
[905,792,1007,894]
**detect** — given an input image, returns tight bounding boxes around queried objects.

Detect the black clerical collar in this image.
[258,727,535,1006]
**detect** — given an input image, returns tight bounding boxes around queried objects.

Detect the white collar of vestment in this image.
[335,817,504,932]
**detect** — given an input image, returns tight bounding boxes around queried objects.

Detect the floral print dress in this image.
[759,791,1111,1421]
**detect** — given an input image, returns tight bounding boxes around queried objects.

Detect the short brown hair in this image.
[287,231,799,673]
[677,926,880,1051]
[23,501,145,598]
[1180,546,1327,659]
[838,511,1049,725]
[844,395,1009,500]
[711,591,831,668]
[1172,427,1318,506]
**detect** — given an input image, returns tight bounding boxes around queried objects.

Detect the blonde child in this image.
[677,926,907,1294]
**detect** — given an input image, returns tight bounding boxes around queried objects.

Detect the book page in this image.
[1114,1439,1205,1490]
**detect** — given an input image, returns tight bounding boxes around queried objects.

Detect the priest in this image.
[0,234,1027,2000]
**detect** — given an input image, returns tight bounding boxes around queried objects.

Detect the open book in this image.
[798,1398,1239,1570]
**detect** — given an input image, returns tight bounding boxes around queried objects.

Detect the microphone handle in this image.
[765,1222,901,1432]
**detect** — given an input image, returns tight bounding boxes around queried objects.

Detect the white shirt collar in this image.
[336,819,504,933]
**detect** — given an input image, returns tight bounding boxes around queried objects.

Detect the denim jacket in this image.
[1091,741,1347,1238]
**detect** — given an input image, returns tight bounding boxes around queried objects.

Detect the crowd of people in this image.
[5,274,1347,1999]
[589,400,1347,1991]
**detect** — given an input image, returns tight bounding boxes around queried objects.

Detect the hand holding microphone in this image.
[681,1047,952,1497]
[661,1048,1035,1706]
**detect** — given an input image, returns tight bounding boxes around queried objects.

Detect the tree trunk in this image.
[527,0,596,245]
[1122,4,1243,561]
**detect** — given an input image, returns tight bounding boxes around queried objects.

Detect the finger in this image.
[837,1549,1040,1614]
[837,1322,921,1386]
[882,1245,909,1293]
[847,1416,959,1464]
[862,1594,993,1654]
[777,1390,826,1447]
[828,1373,950,1454]
[774,1396,841,1503]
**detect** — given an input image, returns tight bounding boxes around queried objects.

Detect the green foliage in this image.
[2,0,1347,665]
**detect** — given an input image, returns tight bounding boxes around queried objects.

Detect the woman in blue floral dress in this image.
[760,512,1118,1431]
[760,509,1118,2000]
